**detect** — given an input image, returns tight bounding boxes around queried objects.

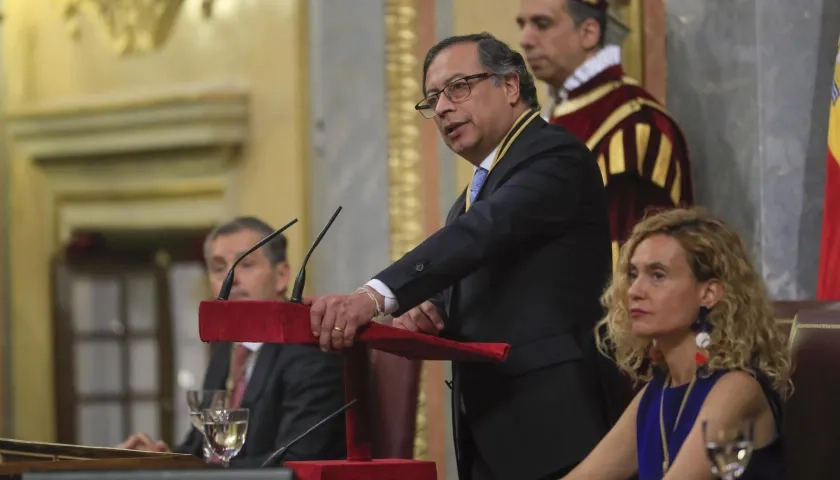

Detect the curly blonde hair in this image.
[596,207,792,398]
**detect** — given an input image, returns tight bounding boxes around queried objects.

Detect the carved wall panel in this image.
[57,0,188,55]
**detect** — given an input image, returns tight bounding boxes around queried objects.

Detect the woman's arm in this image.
[562,384,647,480]
[663,371,776,480]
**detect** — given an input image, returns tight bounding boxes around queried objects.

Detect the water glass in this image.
[202,408,250,468]
[185,390,230,462]
[702,418,755,479]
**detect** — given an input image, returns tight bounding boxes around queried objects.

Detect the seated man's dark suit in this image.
[174,342,346,467]
[374,112,618,480]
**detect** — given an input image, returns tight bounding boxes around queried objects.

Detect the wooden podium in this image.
[199,300,511,480]
[0,438,205,478]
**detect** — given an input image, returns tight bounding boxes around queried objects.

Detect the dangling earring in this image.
[692,306,712,373]
[649,342,662,365]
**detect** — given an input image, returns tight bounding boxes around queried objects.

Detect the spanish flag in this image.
[817,37,840,299]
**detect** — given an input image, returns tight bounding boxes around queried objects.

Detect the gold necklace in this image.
[659,374,697,473]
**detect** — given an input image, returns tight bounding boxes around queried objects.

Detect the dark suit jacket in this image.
[374,113,617,479]
[174,342,346,467]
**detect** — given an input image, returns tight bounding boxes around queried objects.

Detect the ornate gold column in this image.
[384,0,427,459]
[385,1,424,262]
[384,0,448,474]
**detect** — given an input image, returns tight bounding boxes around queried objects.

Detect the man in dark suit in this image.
[307,33,615,479]
[119,217,345,467]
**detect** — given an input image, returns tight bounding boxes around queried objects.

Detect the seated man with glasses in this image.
[305,32,620,480]
[117,217,346,467]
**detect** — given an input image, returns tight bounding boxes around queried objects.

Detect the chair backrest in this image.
[772,300,840,342]
[366,349,422,458]
[783,308,840,480]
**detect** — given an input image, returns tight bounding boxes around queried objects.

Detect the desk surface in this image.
[0,456,206,479]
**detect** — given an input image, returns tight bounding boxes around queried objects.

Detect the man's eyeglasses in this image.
[415,73,493,119]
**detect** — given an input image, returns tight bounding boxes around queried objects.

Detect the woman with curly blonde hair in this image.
[562,207,791,480]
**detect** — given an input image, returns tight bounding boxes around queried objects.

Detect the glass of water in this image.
[202,408,250,468]
[185,390,229,462]
[702,418,755,479]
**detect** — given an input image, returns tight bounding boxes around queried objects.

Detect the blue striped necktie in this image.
[470,167,488,203]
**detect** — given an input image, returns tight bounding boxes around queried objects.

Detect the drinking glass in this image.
[202,408,250,468]
[702,418,755,479]
[185,390,230,462]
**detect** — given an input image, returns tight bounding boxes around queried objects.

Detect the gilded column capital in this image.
[56,0,189,55]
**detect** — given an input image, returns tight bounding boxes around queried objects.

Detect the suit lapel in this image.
[445,116,543,322]
[475,116,547,202]
[240,344,281,408]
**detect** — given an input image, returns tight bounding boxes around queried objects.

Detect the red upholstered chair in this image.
[783,308,840,480]
[772,300,840,342]
[367,350,422,458]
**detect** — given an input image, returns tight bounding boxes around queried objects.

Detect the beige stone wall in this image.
[2,0,310,441]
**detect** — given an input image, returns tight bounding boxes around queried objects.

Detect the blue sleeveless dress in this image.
[636,369,784,480]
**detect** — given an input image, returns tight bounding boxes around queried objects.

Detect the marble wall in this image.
[307,0,391,294]
[666,0,840,299]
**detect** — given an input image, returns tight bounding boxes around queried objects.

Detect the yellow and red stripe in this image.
[817,37,840,299]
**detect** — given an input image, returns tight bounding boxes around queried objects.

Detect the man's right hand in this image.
[117,433,170,453]
[392,301,445,335]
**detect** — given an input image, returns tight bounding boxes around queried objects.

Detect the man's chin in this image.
[446,138,474,157]
[527,64,554,85]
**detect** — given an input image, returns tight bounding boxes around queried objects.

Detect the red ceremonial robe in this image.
[550,65,694,261]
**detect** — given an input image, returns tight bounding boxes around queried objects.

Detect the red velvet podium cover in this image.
[199,300,510,480]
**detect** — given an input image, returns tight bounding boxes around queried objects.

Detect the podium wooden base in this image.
[285,459,437,480]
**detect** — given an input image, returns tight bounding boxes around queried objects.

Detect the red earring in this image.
[695,332,710,366]
[650,345,662,365]
[693,306,712,368]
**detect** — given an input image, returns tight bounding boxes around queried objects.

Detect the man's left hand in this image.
[307,290,378,351]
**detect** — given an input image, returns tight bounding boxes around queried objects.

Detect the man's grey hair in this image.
[566,0,607,48]
[422,32,540,111]
[203,216,287,265]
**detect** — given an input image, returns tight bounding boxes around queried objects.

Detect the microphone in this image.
[216,218,299,300]
[289,206,342,303]
[260,397,358,467]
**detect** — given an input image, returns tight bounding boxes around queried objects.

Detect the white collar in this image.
[545,46,622,113]
[562,45,622,93]
[475,147,497,172]
[240,342,263,352]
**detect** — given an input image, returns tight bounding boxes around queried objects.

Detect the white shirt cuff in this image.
[364,279,398,315]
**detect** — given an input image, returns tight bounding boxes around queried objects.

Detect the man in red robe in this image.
[518,0,694,259]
